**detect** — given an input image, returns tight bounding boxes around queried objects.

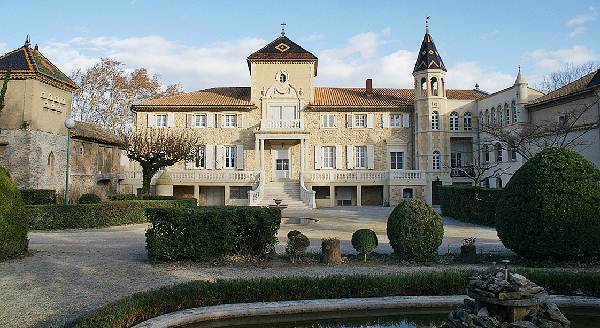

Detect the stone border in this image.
[133,295,600,328]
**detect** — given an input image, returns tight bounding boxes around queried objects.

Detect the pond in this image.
[186,307,600,328]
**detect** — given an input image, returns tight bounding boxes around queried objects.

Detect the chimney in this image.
[366,78,373,97]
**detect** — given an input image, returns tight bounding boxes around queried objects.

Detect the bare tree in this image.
[0,70,10,113]
[71,58,183,135]
[446,158,511,187]
[538,62,599,93]
[124,129,200,195]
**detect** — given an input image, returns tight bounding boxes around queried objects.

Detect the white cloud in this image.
[446,62,514,92]
[566,7,596,38]
[528,45,599,70]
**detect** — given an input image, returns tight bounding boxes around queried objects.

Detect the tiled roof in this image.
[72,121,123,146]
[247,35,317,61]
[0,45,78,90]
[527,69,600,107]
[413,32,446,73]
[133,87,253,108]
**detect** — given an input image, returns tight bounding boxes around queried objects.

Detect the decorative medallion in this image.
[275,43,290,52]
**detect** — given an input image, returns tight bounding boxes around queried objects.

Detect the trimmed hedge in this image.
[439,186,502,227]
[78,193,101,204]
[146,206,281,262]
[109,194,180,201]
[387,199,444,261]
[27,199,196,230]
[0,166,28,261]
[496,147,600,260]
[62,269,600,328]
[63,271,469,328]
[351,229,378,262]
[20,189,56,205]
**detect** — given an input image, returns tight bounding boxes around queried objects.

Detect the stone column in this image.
[330,185,336,207]
[224,185,230,206]
[300,139,305,172]
[255,139,260,171]
[356,185,362,207]
[193,185,199,206]
[260,139,265,172]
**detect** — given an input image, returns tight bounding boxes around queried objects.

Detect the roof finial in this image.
[426,16,430,34]
[34,44,39,51]
[281,22,286,36]
[24,34,31,47]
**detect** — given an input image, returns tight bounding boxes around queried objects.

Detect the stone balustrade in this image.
[304,170,426,185]
[260,119,304,130]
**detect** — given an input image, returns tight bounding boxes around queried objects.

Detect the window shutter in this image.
[314,145,322,170]
[367,144,375,169]
[346,145,354,169]
[382,114,390,128]
[346,114,353,128]
[207,113,215,128]
[167,113,175,128]
[367,114,375,128]
[237,113,244,128]
[402,113,410,128]
[205,144,214,169]
[335,145,343,169]
[331,114,336,127]
[186,114,193,128]
[147,113,155,128]
[320,114,324,128]
[236,145,244,170]
[215,145,223,170]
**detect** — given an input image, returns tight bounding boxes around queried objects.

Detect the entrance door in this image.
[431,180,443,205]
[274,147,291,180]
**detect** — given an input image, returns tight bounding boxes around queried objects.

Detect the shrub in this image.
[78,193,101,204]
[109,194,180,201]
[351,229,378,262]
[27,199,196,230]
[286,230,310,263]
[146,206,281,262]
[20,189,56,205]
[438,186,502,227]
[0,166,28,261]
[496,147,600,260]
[387,199,444,261]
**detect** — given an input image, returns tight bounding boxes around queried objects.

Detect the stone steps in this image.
[257,181,311,210]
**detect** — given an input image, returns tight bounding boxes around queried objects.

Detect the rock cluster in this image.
[468,272,546,301]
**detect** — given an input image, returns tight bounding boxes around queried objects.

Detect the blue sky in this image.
[1,0,599,92]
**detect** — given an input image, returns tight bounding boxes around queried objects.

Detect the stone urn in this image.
[273,199,282,206]
[460,237,477,263]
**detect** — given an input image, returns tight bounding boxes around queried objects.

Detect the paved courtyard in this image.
[0,207,508,327]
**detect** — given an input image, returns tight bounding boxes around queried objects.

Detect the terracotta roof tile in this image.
[72,121,123,146]
[527,70,600,106]
[134,87,252,108]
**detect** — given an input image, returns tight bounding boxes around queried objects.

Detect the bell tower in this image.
[412,18,450,204]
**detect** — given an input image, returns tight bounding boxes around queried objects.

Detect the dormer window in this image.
[279,73,287,83]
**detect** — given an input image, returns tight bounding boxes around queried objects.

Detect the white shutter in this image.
[382,114,390,128]
[167,113,175,128]
[207,113,215,128]
[335,145,343,169]
[237,113,244,128]
[186,114,193,128]
[346,145,355,169]
[314,145,322,170]
[147,113,155,128]
[236,145,244,170]
[346,114,353,128]
[367,144,375,170]
[331,114,336,127]
[215,145,223,169]
[402,113,410,128]
[367,114,375,128]
[205,144,214,169]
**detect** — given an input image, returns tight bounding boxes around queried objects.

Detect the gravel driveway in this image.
[0,207,508,327]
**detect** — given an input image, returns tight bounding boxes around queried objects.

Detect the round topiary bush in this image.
[78,193,102,204]
[0,166,28,261]
[286,230,310,263]
[387,199,443,261]
[496,147,600,260]
[351,229,378,262]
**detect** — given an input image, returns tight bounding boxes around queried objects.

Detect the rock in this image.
[472,288,497,298]
[498,291,522,300]
[511,273,529,286]
[528,286,545,294]
[544,303,570,325]
[510,322,538,328]
[477,307,490,317]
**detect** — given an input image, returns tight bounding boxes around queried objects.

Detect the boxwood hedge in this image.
[20,189,57,205]
[0,166,28,261]
[439,186,502,227]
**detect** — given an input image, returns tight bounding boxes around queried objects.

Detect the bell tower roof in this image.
[413,18,446,73]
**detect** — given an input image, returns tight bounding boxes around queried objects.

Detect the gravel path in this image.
[0,207,509,327]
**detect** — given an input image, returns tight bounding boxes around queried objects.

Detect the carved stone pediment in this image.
[264,82,300,99]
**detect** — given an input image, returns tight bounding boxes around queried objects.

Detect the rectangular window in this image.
[354,114,367,128]
[275,159,289,171]
[224,146,236,168]
[450,152,462,168]
[196,146,205,168]
[230,186,252,199]
[194,114,207,128]
[558,115,567,127]
[321,113,336,128]
[155,114,168,128]
[322,146,335,169]
[496,146,503,162]
[510,148,517,161]
[390,114,401,128]
[355,146,367,169]
[390,152,404,170]
[224,114,237,128]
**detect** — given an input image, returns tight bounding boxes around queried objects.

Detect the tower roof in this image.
[514,66,527,85]
[0,40,77,90]
[247,35,318,61]
[413,30,446,73]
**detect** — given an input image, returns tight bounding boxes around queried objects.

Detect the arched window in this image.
[483,144,490,162]
[431,111,440,130]
[464,112,472,131]
[496,177,503,189]
[431,77,439,96]
[485,109,490,125]
[449,111,459,131]
[511,100,517,123]
[279,72,287,83]
[504,103,510,126]
[497,105,503,127]
[491,108,496,126]
[495,142,503,162]
[420,78,427,96]
[432,150,441,170]
[47,152,55,177]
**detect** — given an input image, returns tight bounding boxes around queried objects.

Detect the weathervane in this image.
[281,22,286,36]
[426,16,430,33]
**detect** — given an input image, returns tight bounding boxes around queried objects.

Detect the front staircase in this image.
[256,180,312,211]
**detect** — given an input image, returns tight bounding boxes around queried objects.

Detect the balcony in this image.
[450,166,475,178]
[303,170,426,186]
[124,170,259,184]
[260,119,304,131]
